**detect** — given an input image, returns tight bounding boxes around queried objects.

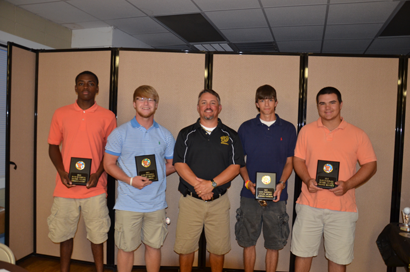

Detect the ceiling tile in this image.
[63,21,111,30]
[330,0,394,3]
[126,0,200,16]
[265,5,327,27]
[221,28,273,43]
[365,49,410,56]
[327,2,400,24]
[325,24,383,40]
[21,2,94,24]
[235,41,278,52]
[5,0,56,5]
[67,0,145,20]
[131,32,186,46]
[105,17,168,35]
[273,25,324,41]
[322,39,372,53]
[276,40,322,53]
[261,0,327,8]
[366,36,410,52]
[156,44,192,51]
[205,9,267,29]
[193,0,260,11]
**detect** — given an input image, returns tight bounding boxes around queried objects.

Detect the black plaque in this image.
[316,160,340,189]
[69,157,92,185]
[255,172,276,200]
[135,154,158,181]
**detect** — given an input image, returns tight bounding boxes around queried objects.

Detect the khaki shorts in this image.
[174,193,231,255]
[115,209,168,252]
[47,194,110,244]
[291,204,358,265]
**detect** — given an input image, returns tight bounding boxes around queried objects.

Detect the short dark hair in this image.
[316,86,342,103]
[255,85,277,103]
[255,85,277,112]
[75,71,99,85]
[198,89,221,104]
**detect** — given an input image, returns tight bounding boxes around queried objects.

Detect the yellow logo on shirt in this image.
[220,136,229,145]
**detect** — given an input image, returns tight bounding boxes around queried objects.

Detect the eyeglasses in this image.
[135,97,156,103]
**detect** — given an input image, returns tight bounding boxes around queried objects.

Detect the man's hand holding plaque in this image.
[69,157,92,185]
[135,154,158,181]
[255,172,276,200]
[316,160,340,189]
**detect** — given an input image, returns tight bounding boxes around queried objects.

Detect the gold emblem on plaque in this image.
[261,175,271,185]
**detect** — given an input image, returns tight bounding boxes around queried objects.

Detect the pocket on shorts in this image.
[47,203,59,234]
[234,207,244,238]
[159,217,169,247]
[279,212,290,242]
[114,224,124,249]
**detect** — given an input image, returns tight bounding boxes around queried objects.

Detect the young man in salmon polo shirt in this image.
[291,87,377,272]
[104,85,175,272]
[47,71,117,272]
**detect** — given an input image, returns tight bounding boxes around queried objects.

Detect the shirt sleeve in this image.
[294,126,307,160]
[232,132,245,167]
[104,113,117,143]
[172,130,186,165]
[164,130,176,160]
[105,128,122,156]
[48,110,62,145]
[287,124,297,158]
[238,124,247,156]
[357,131,377,165]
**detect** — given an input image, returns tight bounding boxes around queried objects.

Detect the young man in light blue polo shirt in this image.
[104,85,175,272]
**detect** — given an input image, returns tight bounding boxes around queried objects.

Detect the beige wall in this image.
[307,56,398,272]
[0,0,71,49]
[212,54,300,270]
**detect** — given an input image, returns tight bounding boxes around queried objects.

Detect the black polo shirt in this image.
[173,118,245,196]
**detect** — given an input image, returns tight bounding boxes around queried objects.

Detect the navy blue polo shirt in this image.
[238,114,296,201]
[173,118,245,196]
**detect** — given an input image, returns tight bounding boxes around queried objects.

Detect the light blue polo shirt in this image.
[105,117,175,212]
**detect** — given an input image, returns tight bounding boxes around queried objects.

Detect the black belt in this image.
[185,189,227,202]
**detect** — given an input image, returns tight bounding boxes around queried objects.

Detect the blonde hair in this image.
[133,85,159,103]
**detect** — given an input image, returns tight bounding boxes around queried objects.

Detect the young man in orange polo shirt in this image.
[291,87,377,272]
[47,71,116,272]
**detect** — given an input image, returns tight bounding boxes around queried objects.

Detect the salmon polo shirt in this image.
[48,102,117,199]
[295,118,377,212]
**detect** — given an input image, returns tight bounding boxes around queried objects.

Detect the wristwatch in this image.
[278,180,286,189]
[211,179,217,188]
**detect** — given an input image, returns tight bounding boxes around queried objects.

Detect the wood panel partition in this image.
[212,54,300,270]
[36,50,112,262]
[8,45,36,260]
[306,56,398,272]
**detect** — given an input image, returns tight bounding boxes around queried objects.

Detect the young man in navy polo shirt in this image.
[235,85,296,272]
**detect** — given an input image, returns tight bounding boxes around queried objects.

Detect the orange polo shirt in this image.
[295,118,376,212]
[48,102,116,199]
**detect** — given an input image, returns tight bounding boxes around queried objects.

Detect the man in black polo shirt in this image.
[173,89,244,272]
